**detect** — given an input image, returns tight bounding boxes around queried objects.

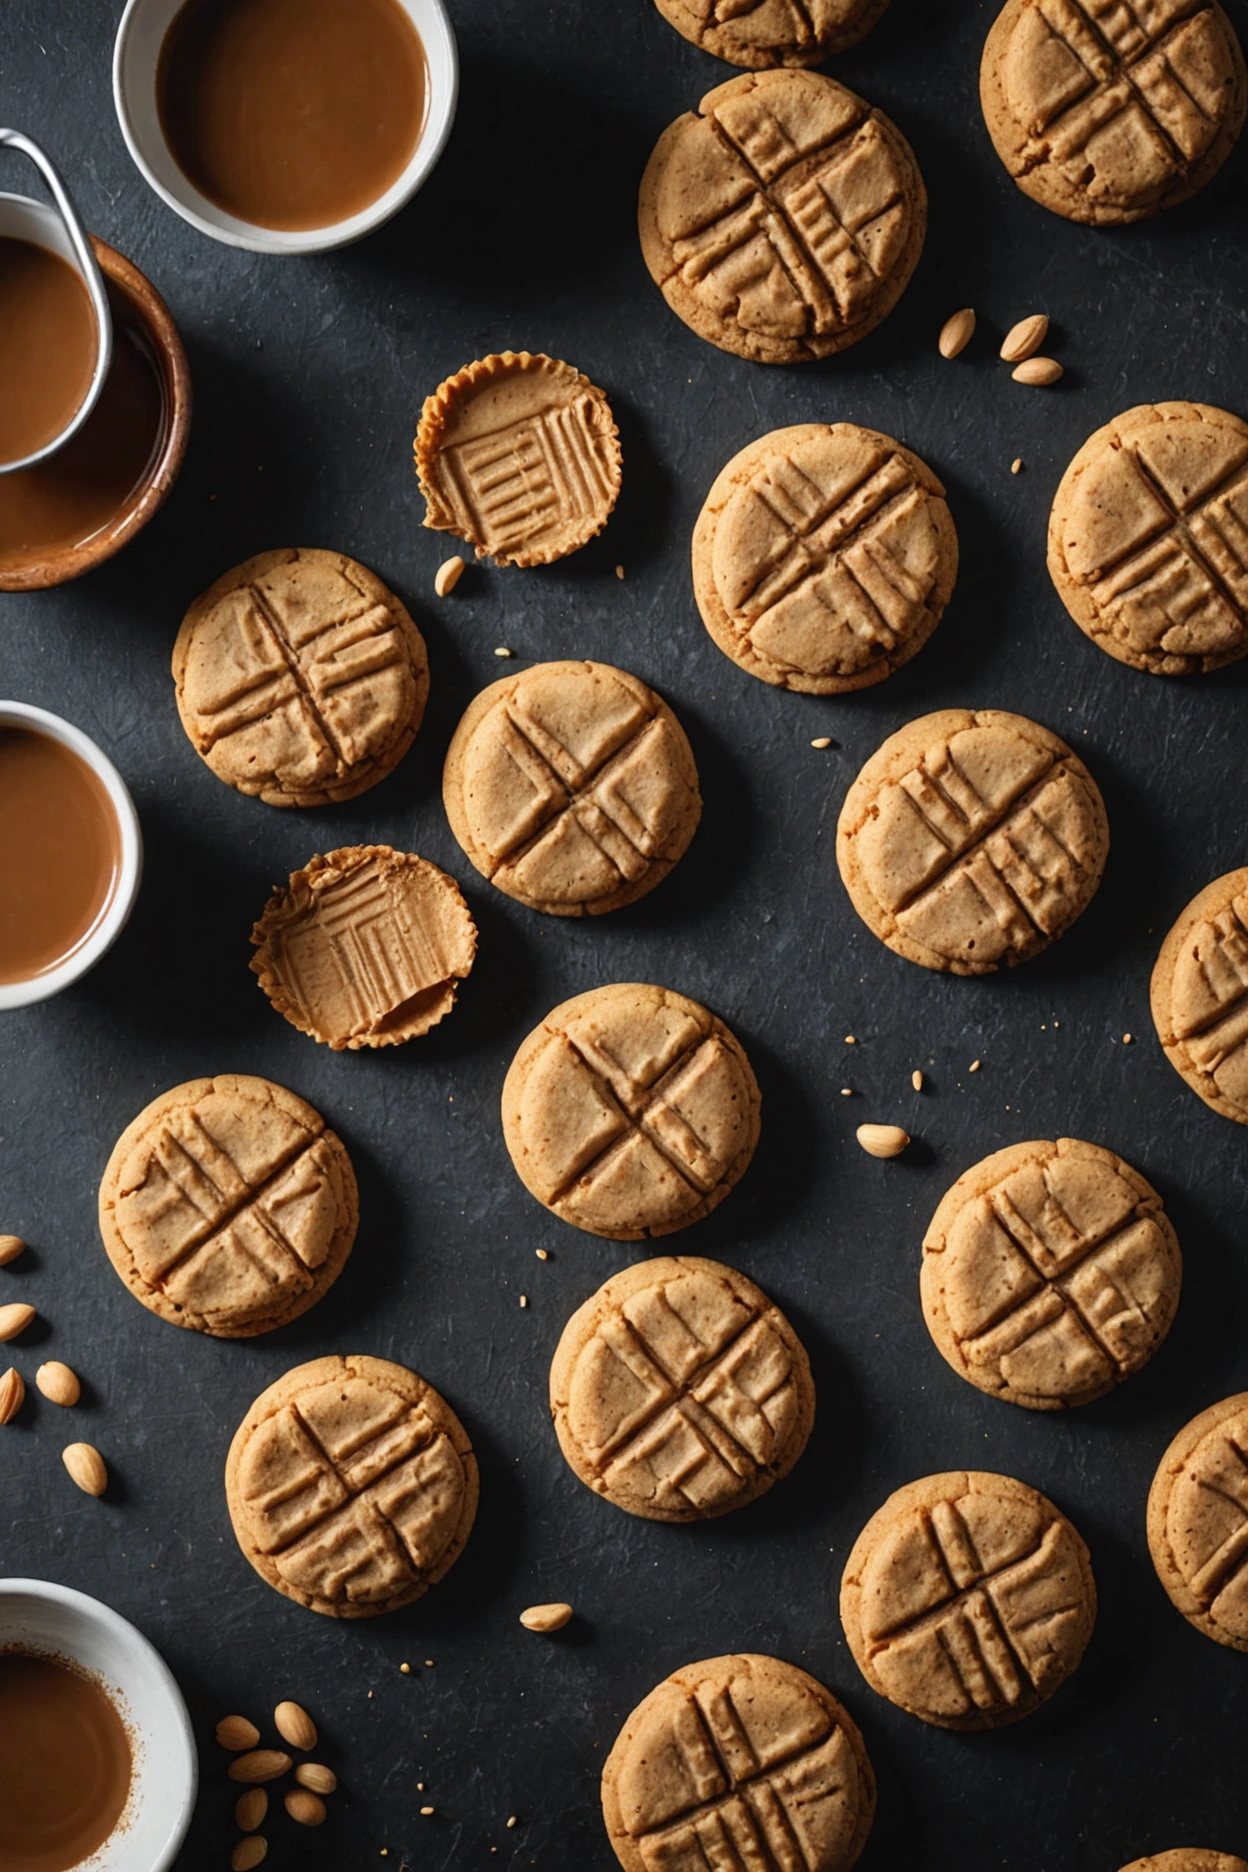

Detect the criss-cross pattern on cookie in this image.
[1163,886,1248,1112]
[931,1146,1174,1400]
[1165,1403,1248,1642]
[1002,0,1238,208]
[235,1374,470,1608]
[858,1487,1090,1721]
[436,397,619,561]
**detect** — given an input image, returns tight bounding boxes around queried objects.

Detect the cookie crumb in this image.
[535,1248,549,1260]
[969,1059,981,1073]
[840,1087,853,1097]
[912,1070,923,1092]
[425,1660,434,1668]
[434,555,465,597]
[519,1294,528,1308]
[1122,1033,1132,1044]
[399,1663,411,1674]
[494,646,514,658]
[615,565,624,579]
[811,736,832,749]
[844,1035,856,1045]
[420,1807,434,1817]
[1011,458,1023,475]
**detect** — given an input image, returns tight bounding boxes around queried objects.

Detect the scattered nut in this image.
[231,1840,267,1871]
[1011,458,1023,475]
[421,1806,435,1817]
[810,736,831,749]
[494,646,514,658]
[36,1361,81,1407]
[938,307,975,358]
[615,565,624,579]
[1123,1033,1133,1044]
[535,1248,549,1260]
[1012,356,1063,386]
[1000,313,1049,363]
[507,1816,519,1829]
[227,1751,292,1785]
[911,1070,924,1092]
[62,1442,107,1497]
[235,1790,268,1832]
[0,1302,36,1342]
[434,555,465,597]
[0,1235,25,1266]
[839,1087,853,1097]
[295,1763,337,1796]
[969,1059,981,1072]
[399,1662,411,1674]
[844,1035,856,1045]
[285,1789,326,1827]
[0,1368,24,1425]
[274,1700,317,1751]
[216,1715,261,1752]
[519,1602,573,1633]
[856,1124,910,1159]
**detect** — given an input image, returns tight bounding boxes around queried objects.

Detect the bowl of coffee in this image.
[0,1578,196,1872]
[0,702,143,1011]
[113,0,458,255]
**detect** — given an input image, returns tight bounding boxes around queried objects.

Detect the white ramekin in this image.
[112,0,458,255]
[0,1578,197,1872]
[0,701,143,1011]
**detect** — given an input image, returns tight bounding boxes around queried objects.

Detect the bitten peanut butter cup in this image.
[225,1355,478,1619]
[550,1256,814,1522]
[836,708,1108,974]
[1151,868,1248,1125]
[501,983,761,1240]
[414,352,622,567]
[1147,1392,1248,1652]
[601,1654,875,1872]
[172,548,429,806]
[921,1139,1181,1410]
[250,844,477,1050]
[840,1470,1096,1729]
[1120,1852,1248,1871]
[653,0,891,68]
[980,0,1246,226]
[638,70,925,365]
[442,660,701,916]
[1048,403,1248,676]
[692,422,957,693]
[98,1075,357,1338]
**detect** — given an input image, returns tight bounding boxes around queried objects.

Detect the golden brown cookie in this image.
[98,1075,358,1338]
[1151,869,1248,1124]
[442,660,701,916]
[225,1354,478,1619]
[1120,1853,1248,1871]
[172,548,429,807]
[653,0,890,67]
[692,423,958,693]
[501,983,761,1240]
[980,0,1246,226]
[602,1653,875,1872]
[1048,403,1248,676]
[414,352,622,567]
[250,845,477,1051]
[836,708,1109,974]
[550,1256,814,1522]
[921,1139,1181,1411]
[638,71,925,365]
[840,1470,1096,1729]
[1147,1392,1248,1652]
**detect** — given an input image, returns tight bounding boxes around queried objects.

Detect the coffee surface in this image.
[0,294,165,571]
[0,1650,132,1872]
[159,0,428,232]
[0,237,97,466]
[0,728,121,984]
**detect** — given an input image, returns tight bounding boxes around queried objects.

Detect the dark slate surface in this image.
[3,1,1248,1867]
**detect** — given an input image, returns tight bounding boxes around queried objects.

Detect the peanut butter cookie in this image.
[443,660,700,915]
[415,352,621,566]
[1121,1854,1248,1871]
[921,1139,1181,1411]
[980,0,1246,226]
[693,423,957,692]
[1151,869,1248,1124]
[836,709,1108,974]
[99,1075,357,1338]
[225,1354,477,1619]
[653,0,891,67]
[1049,403,1248,675]
[638,71,925,364]
[172,548,429,807]
[1147,1392,1248,1652]
[501,983,761,1240]
[251,845,477,1050]
[550,1256,813,1522]
[602,1654,875,1872]
[840,1470,1096,1729]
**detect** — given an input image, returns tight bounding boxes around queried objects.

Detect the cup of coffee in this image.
[0,1578,196,1872]
[113,0,458,255]
[0,702,143,1010]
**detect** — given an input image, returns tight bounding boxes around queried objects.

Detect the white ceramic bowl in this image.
[0,702,143,1011]
[113,0,458,255]
[0,1578,197,1871]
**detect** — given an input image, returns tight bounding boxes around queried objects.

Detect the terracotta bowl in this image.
[0,233,191,592]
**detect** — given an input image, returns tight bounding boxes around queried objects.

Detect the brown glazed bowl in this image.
[0,234,191,592]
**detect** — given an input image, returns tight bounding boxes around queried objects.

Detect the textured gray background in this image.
[2,1,1248,1867]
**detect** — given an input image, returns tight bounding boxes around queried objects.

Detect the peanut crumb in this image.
[421,1807,435,1817]
[536,1248,549,1260]
[425,1661,434,1668]
[912,1070,923,1092]
[400,1663,411,1674]
[1011,458,1023,474]
[844,1035,856,1045]
[417,1783,425,1791]
[494,646,514,658]
[615,565,624,579]
[507,1817,518,1830]
[811,736,832,749]
[1122,1033,1132,1044]
[969,1060,981,1073]
[434,555,465,597]
[519,1294,528,1308]
[840,1088,853,1097]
